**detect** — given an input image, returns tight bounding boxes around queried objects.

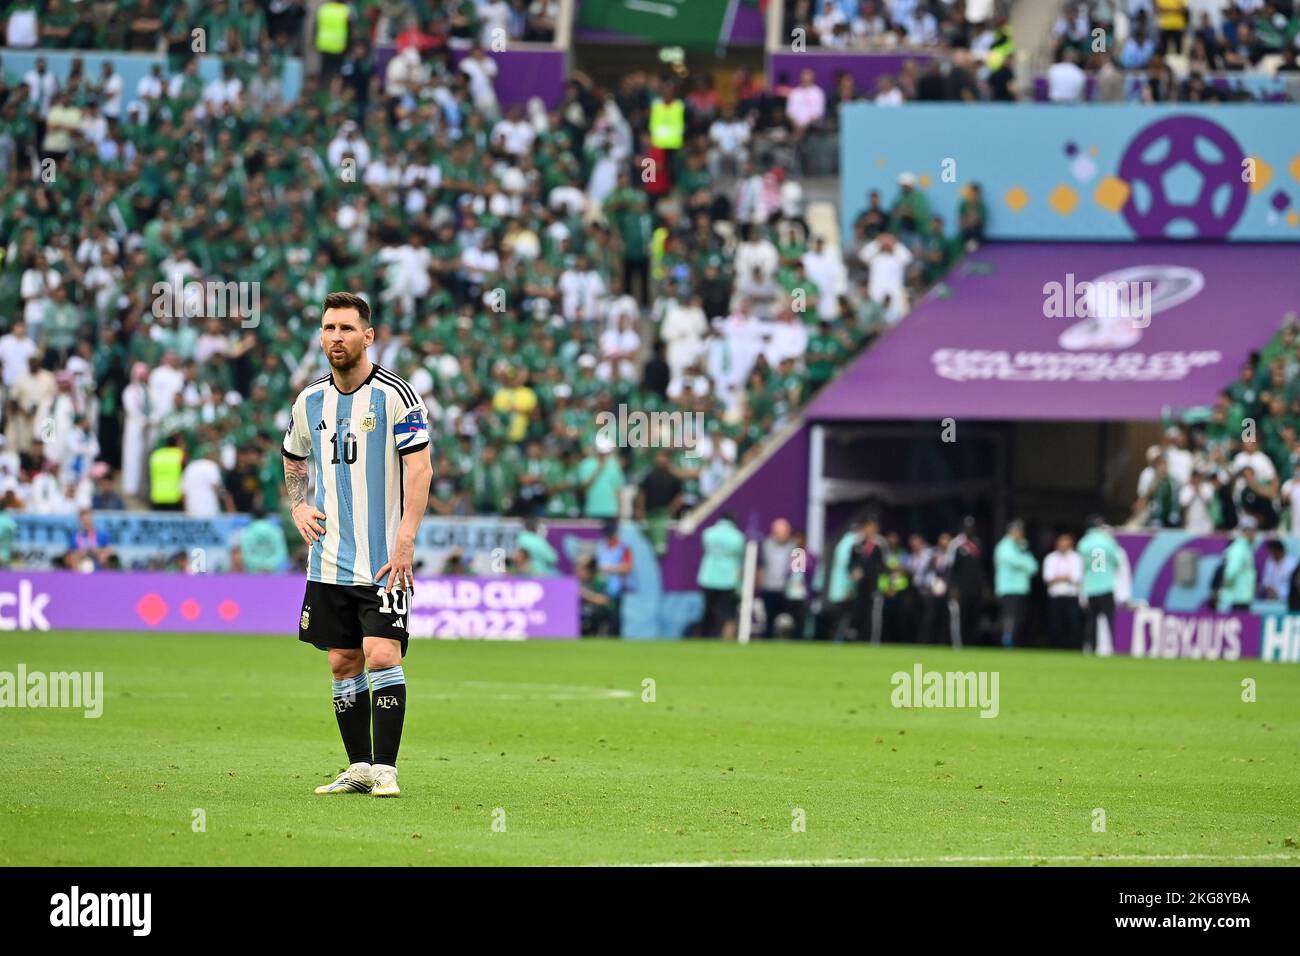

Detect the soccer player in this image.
[282,292,433,797]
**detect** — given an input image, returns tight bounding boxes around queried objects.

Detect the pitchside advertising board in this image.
[1113,607,1300,663]
[13,513,254,570]
[840,104,1300,242]
[0,572,580,640]
[14,513,541,574]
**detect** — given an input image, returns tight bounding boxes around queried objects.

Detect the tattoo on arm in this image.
[284,459,308,509]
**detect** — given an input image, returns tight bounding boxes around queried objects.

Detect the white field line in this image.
[107,682,634,702]
[459,681,634,699]
[598,853,1300,867]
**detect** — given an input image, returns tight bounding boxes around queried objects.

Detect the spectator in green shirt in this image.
[889,173,932,237]
[993,520,1038,648]
[805,318,847,393]
[578,435,625,519]
[958,182,987,250]
[696,512,747,639]
[1218,518,1259,613]
[237,516,289,573]
[515,517,558,576]
[0,504,17,565]
[1078,516,1123,654]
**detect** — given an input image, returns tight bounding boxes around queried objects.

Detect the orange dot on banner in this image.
[1004,186,1029,213]
[180,599,200,621]
[1048,184,1079,216]
[1288,210,1300,227]
[918,173,932,188]
[218,600,239,621]
[1093,175,1131,212]
[876,158,887,168]
[1089,146,1099,156]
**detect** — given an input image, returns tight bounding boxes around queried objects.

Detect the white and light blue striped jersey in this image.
[282,364,430,586]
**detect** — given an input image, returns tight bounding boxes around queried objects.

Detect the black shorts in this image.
[298,581,410,656]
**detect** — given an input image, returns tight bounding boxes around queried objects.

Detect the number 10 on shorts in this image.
[376,588,408,615]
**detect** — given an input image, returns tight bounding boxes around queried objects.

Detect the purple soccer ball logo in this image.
[1117,116,1249,240]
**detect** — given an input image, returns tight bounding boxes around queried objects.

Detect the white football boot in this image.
[370,764,400,798]
[314,762,374,795]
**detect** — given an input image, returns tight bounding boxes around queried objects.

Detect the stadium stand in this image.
[1132,317,1300,535]
[0,0,972,567]
[1,0,1295,646]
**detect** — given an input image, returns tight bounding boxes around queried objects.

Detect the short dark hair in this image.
[322,291,371,326]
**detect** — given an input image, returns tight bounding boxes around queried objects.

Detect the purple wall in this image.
[652,424,812,590]
[730,2,767,45]
[715,423,810,540]
[375,44,567,109]
[768,51,935,96]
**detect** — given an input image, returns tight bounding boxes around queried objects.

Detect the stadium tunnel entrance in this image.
[807,419,1160,563]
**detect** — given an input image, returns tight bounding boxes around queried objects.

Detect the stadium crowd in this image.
[0,0,558,55]
[787,0,1007,53]
[1046,0,1300,102]
[1129,318,1300,534]
[784,0,1296,106]
[0,0,978,572]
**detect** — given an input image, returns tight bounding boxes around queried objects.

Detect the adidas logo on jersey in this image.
[315,420,328,430]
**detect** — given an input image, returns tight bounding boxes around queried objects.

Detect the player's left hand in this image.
[376,537,415,592]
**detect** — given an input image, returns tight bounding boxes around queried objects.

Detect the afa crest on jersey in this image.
[359,411,377,432]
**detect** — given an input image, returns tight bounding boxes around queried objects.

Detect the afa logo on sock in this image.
[375,695,401,709]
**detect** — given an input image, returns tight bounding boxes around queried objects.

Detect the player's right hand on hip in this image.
[292,504,327,545]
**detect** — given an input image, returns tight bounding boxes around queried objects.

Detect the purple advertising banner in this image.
[768,51,934,98]
[448,46,567,109]
[0,573,578,640]
[1114,606,1261,661]
[407,577,578,640]
[806,243,1300,422]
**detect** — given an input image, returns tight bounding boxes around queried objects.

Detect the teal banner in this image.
[840,103,1300,242]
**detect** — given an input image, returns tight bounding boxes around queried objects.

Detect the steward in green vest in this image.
[985,22,1015,71]
[649,93,685,151]
[149,438,185,509]
[316,2,350,57]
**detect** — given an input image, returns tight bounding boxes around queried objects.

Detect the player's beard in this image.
[326,343,364,372]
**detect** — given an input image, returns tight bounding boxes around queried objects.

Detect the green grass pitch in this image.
[2,631,1298,866]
